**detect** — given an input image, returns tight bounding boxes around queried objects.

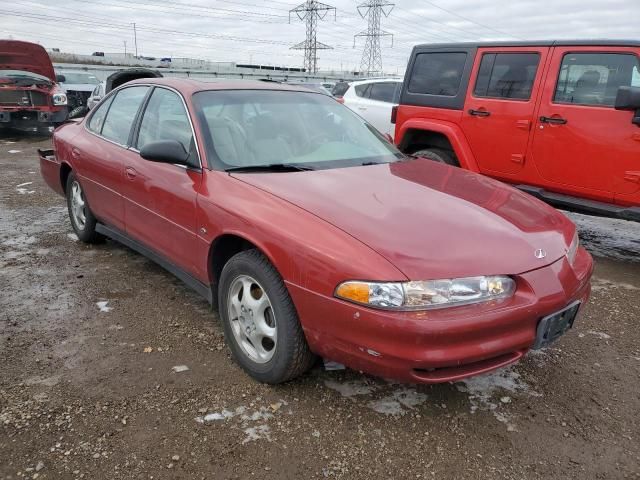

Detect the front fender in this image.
[396,118,480,172]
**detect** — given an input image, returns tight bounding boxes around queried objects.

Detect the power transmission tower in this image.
[289,1,336,73]
[354,0,394,75]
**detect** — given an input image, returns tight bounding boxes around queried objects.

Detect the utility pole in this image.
[354,0,394,75]
[123,40,127,57]
[133,22,138,58]
[289,0,336,74]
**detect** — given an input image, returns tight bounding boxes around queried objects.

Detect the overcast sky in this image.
[1,0,639,73]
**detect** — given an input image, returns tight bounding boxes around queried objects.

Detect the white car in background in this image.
[332,78,402,139]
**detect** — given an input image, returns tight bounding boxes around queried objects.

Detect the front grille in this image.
[30,91,48,106]
[67,90,91,109]
[0,89,31,106]
[0,89,50,107]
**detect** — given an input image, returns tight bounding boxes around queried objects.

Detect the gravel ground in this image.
[1,135,639,480]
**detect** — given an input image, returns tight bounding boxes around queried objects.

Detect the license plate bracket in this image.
[533,301,581,349]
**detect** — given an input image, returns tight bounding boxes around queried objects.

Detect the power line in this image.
[289,1,336,73]
[354,0,394,75]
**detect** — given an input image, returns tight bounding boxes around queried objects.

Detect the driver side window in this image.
[136,87,198,167]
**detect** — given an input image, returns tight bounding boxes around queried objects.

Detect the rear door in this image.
[530,47,640,202]
[462,47,548,176]
[122,86,202,275]
[79,86,149,230]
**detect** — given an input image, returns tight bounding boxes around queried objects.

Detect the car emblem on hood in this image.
[534,248,547,259]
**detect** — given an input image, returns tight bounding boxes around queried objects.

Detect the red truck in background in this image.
[0,40,68,134]
[394,40,640,222]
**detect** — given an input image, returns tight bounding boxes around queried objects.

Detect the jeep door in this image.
[121,86,203,276]
[461,47,548,177]
[530,47,640,203]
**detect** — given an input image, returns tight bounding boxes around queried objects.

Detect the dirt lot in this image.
[1,135,639,480]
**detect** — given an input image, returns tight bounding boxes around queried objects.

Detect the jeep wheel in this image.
[413,148,459,167]
[218,249,315,384]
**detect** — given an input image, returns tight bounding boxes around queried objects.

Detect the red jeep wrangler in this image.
[394,41,640,221]
[0,40,68,134]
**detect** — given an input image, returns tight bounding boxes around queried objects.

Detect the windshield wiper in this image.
[225,163,314,173]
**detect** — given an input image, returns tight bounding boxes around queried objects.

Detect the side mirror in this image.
[139,140,190,165]
[55,74,66,83]
[615,86,640,125]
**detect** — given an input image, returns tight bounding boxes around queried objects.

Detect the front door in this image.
[530,47,640,202]
[121,86,202,276]
[462,48,548,177]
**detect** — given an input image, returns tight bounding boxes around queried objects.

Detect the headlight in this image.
[335,276,516,310]
[52,93,67,106]
[567,231,579,265]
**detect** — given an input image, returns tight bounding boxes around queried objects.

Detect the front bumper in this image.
[0,108,68,129]
[289,248,593,384]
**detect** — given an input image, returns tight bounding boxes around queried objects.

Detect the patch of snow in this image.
[585,330,611,340]
[323,379,379,397]
[563,211,640,263]
[67,233,78,241]
[8,149,21,154]
[242,425,271,444]
[16,182,33,188]
[591,277,640,292]
[171,365,190,373]
[368,397,405,416]
[16,187,35,195]
[96,301,112,312]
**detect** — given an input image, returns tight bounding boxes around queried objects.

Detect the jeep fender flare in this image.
[396,118,480,172]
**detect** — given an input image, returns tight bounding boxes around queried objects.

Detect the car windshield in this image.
[193,89,403,171]
[60,72,100,84]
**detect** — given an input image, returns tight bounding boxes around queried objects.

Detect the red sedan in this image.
[39,78,593,384]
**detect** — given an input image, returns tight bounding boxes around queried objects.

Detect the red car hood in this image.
[233,159,575,280]
[0,40,56,81]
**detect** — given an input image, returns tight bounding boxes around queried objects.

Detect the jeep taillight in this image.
[336,97,344,104]
[391,105,398,124]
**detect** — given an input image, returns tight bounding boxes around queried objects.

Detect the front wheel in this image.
[413,148,459,167]
[65,172,103,243]
[218,249,315,384]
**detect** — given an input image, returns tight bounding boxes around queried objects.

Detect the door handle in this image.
[125,166,137,180]
[540,116,567,125]
[468,109,490,117]
[71,148,81,158]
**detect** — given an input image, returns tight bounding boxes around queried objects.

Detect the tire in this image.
[218,249,315,384]
[65,171,104,244]
[413,148,459,167]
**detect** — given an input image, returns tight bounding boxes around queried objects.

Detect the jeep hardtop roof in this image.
[414,39,640,49]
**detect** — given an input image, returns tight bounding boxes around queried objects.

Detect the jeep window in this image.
[368,82,399,103]
[473,53,540,100]
[408,52,467,96]
[554,53,640,107]
[86,94,114,134]
[100,86,149,145]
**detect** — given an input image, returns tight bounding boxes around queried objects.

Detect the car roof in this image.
[348,77,403,85]
[126,77,326,95]
[414,39,640,49]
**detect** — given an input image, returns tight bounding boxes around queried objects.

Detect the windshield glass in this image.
[193,89,402,171]
[0,69,51,83]
[59,72,100,84]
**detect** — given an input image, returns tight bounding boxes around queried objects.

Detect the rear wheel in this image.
[218,249,315,384]
[65,172,103,243]
[413,148,459,167]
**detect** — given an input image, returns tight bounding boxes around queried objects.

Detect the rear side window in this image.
[101,86,149,145]
[331,82,350,97]
[407,52,467,96]
[473,53,540,100]
[368,82,399,103]
[87,94,114,134]
[554,53,640,107]
[354,84,370,97]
